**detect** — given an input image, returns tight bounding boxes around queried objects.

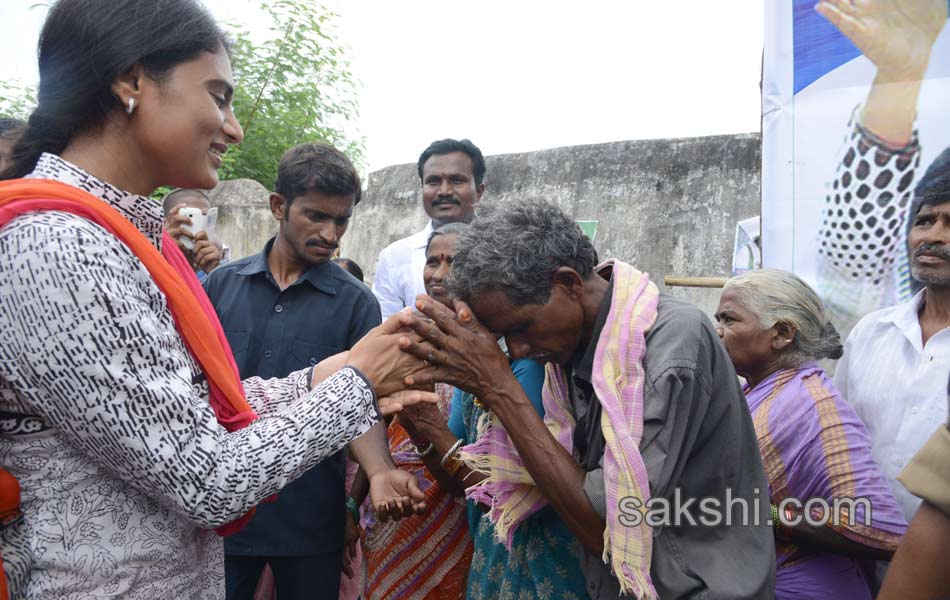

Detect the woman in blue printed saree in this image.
[716,269,907,599]
[446,373,588,600]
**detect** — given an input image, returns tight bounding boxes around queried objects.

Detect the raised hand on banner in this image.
[816,0,948,79]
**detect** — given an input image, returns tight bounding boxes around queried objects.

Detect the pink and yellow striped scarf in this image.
[460,259,659,598]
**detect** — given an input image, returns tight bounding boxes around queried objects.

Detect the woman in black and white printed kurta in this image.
[0,155,384,598]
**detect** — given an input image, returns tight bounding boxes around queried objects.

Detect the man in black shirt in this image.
[204,143,380,600]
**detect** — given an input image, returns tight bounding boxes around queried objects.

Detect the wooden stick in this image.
[663,276,728,289]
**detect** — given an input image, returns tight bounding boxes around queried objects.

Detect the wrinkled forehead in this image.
[717,287,745,309]
[716,286,759,319]
[916,200,950,218]
[468,289,539,334]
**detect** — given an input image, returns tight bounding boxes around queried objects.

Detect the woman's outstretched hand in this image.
[346,310,431,399]
[310,351,439,416]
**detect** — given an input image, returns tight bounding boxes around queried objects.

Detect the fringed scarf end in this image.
[613,558,658,600]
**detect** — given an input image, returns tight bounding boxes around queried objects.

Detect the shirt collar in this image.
[28,153,164,246]
[880,289,926,351]
[412,220,435,249]
[237,237,338,295]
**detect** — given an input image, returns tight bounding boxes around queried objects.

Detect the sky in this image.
[0,0,763,173]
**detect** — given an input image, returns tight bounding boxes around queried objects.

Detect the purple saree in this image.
[745,364,906,599]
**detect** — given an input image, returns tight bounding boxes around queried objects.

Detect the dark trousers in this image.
[225,553,343,600]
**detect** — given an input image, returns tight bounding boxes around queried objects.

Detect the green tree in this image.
[221,0,364,187]
[0,0,363,189]
[0,80,36,121]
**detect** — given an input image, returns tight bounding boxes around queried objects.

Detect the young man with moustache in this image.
[372,138,486,319]
[203,143,382,599]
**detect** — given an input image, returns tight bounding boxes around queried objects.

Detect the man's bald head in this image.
[162,188,211,216]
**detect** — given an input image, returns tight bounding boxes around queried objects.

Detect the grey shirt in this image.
[569,288,775,599]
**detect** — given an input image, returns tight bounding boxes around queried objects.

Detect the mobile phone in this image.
[178,207,206,250]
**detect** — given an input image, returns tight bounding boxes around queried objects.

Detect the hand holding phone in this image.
[177,207,217,250]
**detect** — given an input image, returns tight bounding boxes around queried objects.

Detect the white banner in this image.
[763,0,950,331]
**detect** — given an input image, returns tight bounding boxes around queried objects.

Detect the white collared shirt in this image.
[372,221,434,320]
[834,289,950,521]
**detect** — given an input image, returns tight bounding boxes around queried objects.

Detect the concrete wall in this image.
[344,133,761,315]
[212,134,761,315]
[209,178,276,261]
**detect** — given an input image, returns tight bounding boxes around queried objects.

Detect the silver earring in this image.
[126,98,136,115]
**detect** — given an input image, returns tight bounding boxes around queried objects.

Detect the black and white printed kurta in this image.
[0,154,381,599]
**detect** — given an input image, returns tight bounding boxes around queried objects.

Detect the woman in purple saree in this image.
[716,269,907,599]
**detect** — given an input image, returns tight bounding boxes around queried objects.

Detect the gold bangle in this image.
[444,456,464,477]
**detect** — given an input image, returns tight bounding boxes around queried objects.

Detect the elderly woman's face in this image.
[423,234,457,308]
[715,288,779,381]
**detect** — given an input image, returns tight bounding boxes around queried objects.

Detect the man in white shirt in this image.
[372,138,485,319]
[835,149,950,523]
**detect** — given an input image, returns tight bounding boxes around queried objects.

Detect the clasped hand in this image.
[393,295,512,407]
[309,348,438,417]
